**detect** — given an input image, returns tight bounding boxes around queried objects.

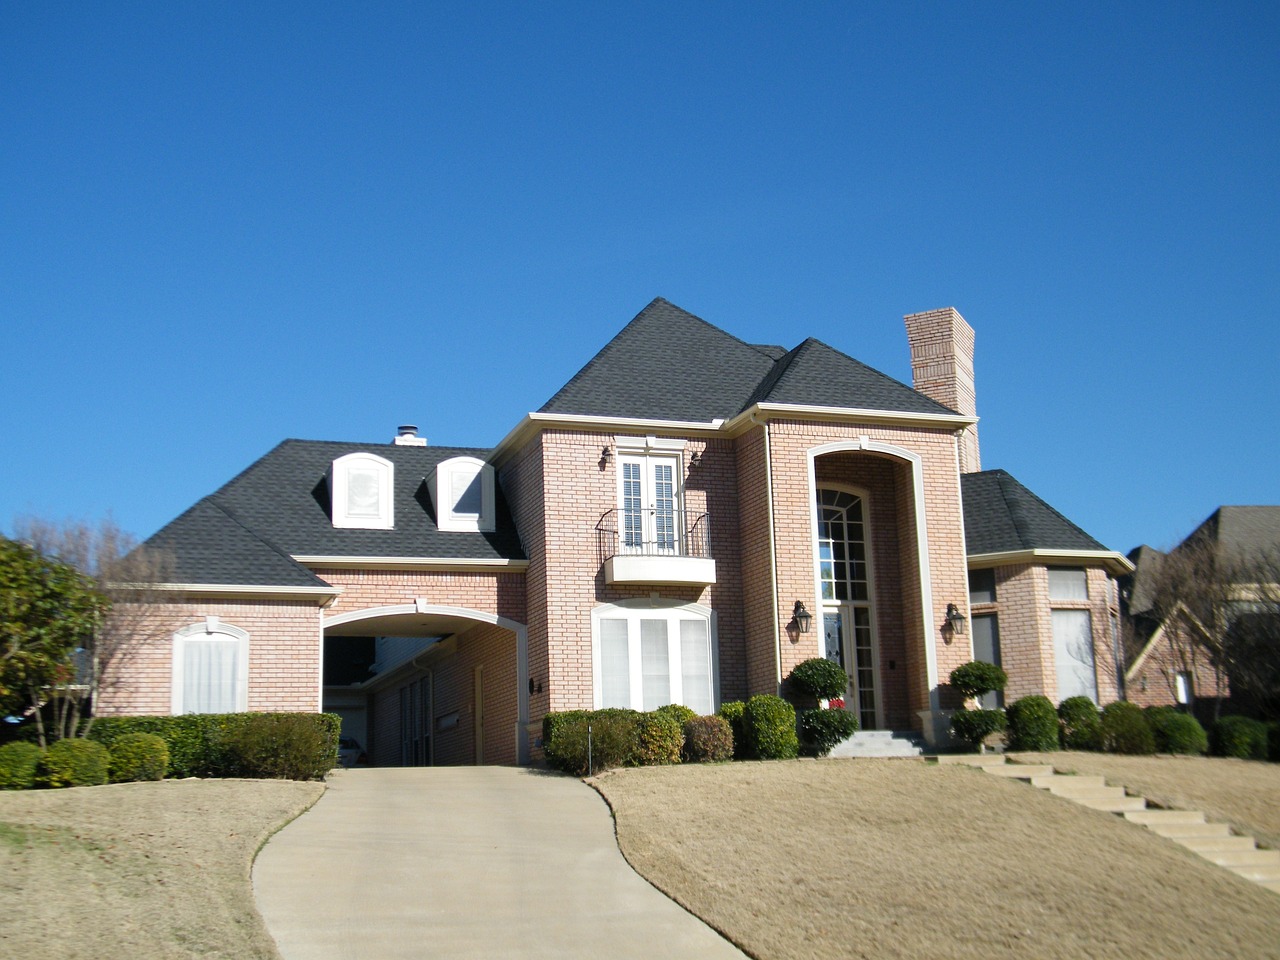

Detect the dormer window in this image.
[430,456,495,532]
[330,453,394,529]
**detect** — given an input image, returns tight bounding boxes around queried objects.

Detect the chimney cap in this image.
[393,424,427,446]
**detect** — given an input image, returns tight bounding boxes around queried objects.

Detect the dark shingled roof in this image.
[145,439,525,587]
[1184,506,1280,561]
[540,298,958,422]
[1124,544,1166,617]
[962,470,1109,556]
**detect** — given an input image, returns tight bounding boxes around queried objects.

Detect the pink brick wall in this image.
[903,307,980,473]
[1127,619,1228,709]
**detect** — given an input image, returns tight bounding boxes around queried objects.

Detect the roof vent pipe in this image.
[394,424,427,446]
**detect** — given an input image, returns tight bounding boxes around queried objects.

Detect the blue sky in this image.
[3,2,1277,555]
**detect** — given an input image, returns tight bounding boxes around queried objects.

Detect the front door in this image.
[823,606,880,730]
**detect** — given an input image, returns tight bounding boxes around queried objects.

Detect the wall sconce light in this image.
[689,450,702,467]
[792,600,813,635]
[599,446,612,469]
[528,677,543,695]
[944,603,967,639]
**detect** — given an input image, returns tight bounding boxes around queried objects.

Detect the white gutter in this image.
[294,556,529,572]
[966,549,1134,577]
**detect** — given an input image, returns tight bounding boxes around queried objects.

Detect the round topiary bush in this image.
[1006,695,1059,751]
[108,732,170,783]
[654,703,697,728]
[1058,696,1102,750]
[38,738,110,788]
[798,708,858,756]
[950,708,1007,750]
[787,658,849,702]
[682,715,734,763]
[0,741,43,790]
[717,701,748,759]
[1145,709,1208,755]
[949,661,1008,702]
[743,694,798,760]
[1210,715,1269,760]
[635,711,683,765]
[1100,701,1156,754]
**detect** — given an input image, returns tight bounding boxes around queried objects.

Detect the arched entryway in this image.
[322,602,529,766]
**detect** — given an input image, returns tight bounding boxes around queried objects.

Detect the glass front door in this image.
[823,606,879,730]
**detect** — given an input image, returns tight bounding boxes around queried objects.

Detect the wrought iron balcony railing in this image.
[596,508,711,565]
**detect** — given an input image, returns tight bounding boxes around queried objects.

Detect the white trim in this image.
[293,556,528,571]
[171,618,250,714]
[727,403,977,433]
[613,434,688,454]
[330,452,395,530]
[590,598,719,713]
[806,440,940,712]
[429,456,497,533]
[967,549,1134,576]
[138,583,339,603]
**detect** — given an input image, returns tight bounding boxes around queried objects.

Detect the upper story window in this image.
[330,453,395,529]
[1048,567,1089,601]
[816,488,869,603]
[969,568,996,605]
[430,456,495,532]
[615,436,686,553]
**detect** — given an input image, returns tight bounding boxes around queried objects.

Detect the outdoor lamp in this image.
[793,601,813,634]
[945,603,967,636]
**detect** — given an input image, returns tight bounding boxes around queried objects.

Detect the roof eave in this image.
[966,549,1134,576]
[294,556,529,572]
[111,582,342,606]
[723,403,977,433]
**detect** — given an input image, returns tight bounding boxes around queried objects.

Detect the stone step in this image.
[1227,863,1280,883]
[1072,796,1148,812]
[1030,774,1107,790]
[1202,848,1280,868]
[1148,822,1232,840]
[983,764,1055,778]
[1040,781,1126,801]
[935,754,1006,766]
[1176,836,1258,854]
[1124,809,1206,826]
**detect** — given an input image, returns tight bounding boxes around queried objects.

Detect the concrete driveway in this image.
[253,767,746,959]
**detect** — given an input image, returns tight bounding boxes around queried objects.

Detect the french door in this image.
[619,454,679,553]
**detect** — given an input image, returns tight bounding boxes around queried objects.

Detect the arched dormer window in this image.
[330,453,395,529]
[171,618,249,714]
[429,456,495,532]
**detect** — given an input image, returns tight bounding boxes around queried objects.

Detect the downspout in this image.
[753,412,783,691]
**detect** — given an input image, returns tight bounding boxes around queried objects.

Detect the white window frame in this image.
[591,598,717,714]
[1048,567,1089,601]
[171,617,250,714]
[330,452,395,529]
[429,456,495,532]
[613,436,686,554]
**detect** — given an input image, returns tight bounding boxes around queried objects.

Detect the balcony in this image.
[597,508,717,586]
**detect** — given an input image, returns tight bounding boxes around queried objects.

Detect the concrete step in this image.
[829,731,925,759]
[1176,836,1258,854]
[1227,863,1280,883]
[935,754,1007,766]
[1030,774,1107,790]
[1202,848,1280,868]
[983,764,1055,779]
[1259,880,1280,894]
[1148,822,1232,840]
[1124,809,1206,826]
[1072,796,1148,812]
[1042,782,1127,801]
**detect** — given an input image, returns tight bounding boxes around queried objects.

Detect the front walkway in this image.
[253,767,746,959]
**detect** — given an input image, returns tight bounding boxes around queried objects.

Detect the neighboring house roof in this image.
[961,469,1112,557]
[1123,544,1167,618]
[539,297,957,423]
[1184,506,1280,561]
[145,439,526,588]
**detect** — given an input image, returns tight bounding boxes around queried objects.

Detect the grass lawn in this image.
[0,778,322,960]
[592,758,1280,960]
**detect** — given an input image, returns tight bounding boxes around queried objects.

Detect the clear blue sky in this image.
[3,2,1277,555]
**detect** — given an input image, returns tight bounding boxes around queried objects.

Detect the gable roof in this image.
[145,439,526,588]
[539,297,958,423]
[961,469,1111,556]
[1185,506,1280,560]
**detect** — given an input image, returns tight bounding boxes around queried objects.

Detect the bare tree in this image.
[13,516,172,741]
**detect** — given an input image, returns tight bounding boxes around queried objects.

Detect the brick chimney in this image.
[903,307,980,472]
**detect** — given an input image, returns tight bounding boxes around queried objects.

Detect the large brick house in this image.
[100,298,1131,763]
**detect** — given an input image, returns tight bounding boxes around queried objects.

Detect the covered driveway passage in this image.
[253,768,745,959]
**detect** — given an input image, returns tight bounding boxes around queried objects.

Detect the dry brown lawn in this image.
[1009,751,1280,850]
[0,778,322,960]
[593,759,1280,960]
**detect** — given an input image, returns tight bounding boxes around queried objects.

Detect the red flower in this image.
[828,697,845,709]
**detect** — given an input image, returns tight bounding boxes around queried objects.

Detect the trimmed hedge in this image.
[1211,715,1269,760]
[1058,696,1102,751]
[787,658,849,702]
[682,715,733,763]
[38,738,109,788]
[654,703,697,728]
[542,709,640,775]
[635,712,684,766]
[743,695,798,760]
[89,713,341,779]
[0,741,42,790]
[1100,701,1155,755]
[950,708,1007,750]
[220,714,336,780]
[798,708,858,757]
[108,732,170,783]
[717,701,748,760]
[949,662,1008,702]
[1006,696,1059,751]
[1145,707,1208,756]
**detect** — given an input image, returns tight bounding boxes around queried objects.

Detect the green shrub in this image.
[220,714,339,780]
[541,710,590,770]
[950,708,1007,750]
[635,712,683,765]
[682,715,734,763]
[654,703,698,727]
[38,738,109,788]
[743,695,798,760]
[1100,701,1156,755]
[949,662,1008,702]
[717,701,748,760]
[787,658,848,702]
[1210,715,1269,760]
[107,733,170,783]
[1006,695,1059,751]
[0,741,42,790]
[1269,722,1280,763]
[543,709,641,775]
[1058,696,1102,750]
[1146,708,1208,755]
[798,708,858,757]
